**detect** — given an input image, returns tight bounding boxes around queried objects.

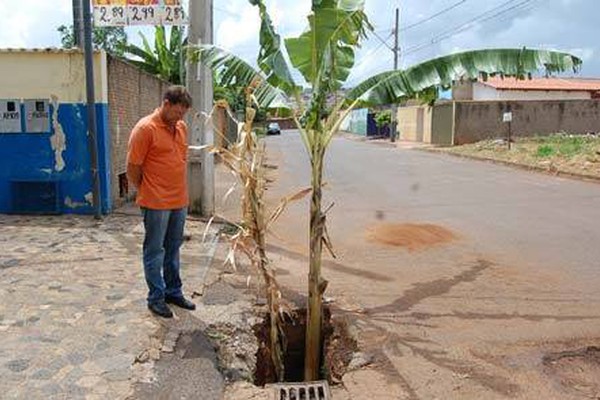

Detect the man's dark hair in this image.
[163,85,192,108]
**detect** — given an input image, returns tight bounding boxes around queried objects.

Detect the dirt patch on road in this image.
[366,223,457,251]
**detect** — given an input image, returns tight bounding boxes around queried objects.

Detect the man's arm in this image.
[127,163,143,190]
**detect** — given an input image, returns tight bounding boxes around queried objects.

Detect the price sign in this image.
[162,5,188,25]
[92,0,186,26]
[127,5,160,25]
[93,5,127,26]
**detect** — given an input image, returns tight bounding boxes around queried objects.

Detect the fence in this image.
[396,99,600,146]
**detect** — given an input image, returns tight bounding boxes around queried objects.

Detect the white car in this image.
[267,122,281,135]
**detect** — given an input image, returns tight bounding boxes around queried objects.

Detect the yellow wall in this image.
[397,105,433,142]
[0,50,107,103]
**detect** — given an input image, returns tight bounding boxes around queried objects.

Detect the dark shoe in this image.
[165,296,196,310]
[148,302,173,318]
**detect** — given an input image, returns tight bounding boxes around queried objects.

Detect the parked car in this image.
[266,122,281,135]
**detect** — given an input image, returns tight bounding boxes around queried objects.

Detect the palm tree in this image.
[192,0,581,381]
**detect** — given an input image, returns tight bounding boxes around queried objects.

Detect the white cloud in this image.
[215,3,260,50]
[0,0,597,83]
[0,0,71,48]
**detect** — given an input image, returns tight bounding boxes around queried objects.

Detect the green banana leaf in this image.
[248,0,297,94]
[123,26,185,84]
[347,48,582,104]
[285,1,371,90]
[190,45,287,108]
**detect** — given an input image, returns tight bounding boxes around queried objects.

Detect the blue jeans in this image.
[142,207,187,305]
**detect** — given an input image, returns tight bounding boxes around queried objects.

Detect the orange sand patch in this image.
[366,223,457,251]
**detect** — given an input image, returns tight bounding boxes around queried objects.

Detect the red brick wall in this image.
[107,56,171,208]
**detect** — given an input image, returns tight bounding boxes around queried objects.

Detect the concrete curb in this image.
[416,147,600,184]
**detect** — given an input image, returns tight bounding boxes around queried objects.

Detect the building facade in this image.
[0,49,170,214]
[453,77,600,101]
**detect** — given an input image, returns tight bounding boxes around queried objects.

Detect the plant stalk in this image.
[304,139,326,381]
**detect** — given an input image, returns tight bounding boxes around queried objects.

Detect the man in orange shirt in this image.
[127,85,195,318]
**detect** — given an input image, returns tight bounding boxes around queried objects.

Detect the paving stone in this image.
[30,368,56,380]
[0,259,20,269]
[63,384,87,399]
[38,383,63,396]
[102,368,131,382]
[95,354,134,372]
[0,213,218,398]
[77,375,102,388]
[46,357,69,374]
[61,366,84,386]
[66,352,88,366]
[5,359,30,372]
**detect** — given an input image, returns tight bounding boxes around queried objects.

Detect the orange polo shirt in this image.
[127,109,189,210]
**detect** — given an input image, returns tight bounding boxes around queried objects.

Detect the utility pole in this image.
[72,0,84,47]
[187,0,214,217]
[393,7,400,71]
[82,0,102,219]
[391,7,400,142]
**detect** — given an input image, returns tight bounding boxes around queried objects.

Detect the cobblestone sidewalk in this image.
[0,208,218,399]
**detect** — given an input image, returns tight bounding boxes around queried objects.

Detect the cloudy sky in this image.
[0,0,597,86]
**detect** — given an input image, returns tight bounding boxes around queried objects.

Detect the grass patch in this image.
[439,133,600,178]
[558,137,584,157]
[536,144,555,158]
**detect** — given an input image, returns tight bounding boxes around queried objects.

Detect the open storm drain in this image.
[270,381,331,400]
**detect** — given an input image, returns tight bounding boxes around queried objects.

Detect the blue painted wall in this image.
[0,103,111,214]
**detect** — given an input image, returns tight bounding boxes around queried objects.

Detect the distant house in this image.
[453,77,600,101]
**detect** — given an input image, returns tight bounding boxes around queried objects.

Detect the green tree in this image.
[123,26,185,84]
[192,0,581,381]
[57,25,127,56]
[374,109,392,136]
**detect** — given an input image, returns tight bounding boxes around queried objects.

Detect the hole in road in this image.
[253,307,356,386]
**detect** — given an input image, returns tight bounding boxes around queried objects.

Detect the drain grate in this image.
[270,381,331,400]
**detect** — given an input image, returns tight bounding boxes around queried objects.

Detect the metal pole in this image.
[508,121,512,150]
[82,0,102,219]
[393,8,399,70]
[186,0,214,217]
[72,0,84,47]
[507,104,512,150]
[391,7,400,143]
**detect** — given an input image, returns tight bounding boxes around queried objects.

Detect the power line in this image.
[400,0,468,32]
[368,1,470,58]
[357,32,394,67]
[402,0,537,57]
[371,30,395,51]
[347,0,540,84]
[404,0,537,56]
[345,41,395,86]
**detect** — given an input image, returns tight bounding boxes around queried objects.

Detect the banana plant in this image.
[191,0,582,382]
[124,26,186,84]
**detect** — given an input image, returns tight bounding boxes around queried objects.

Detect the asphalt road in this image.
[261,131,600,399]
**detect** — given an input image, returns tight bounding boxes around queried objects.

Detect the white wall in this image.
[472,82,591,101]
